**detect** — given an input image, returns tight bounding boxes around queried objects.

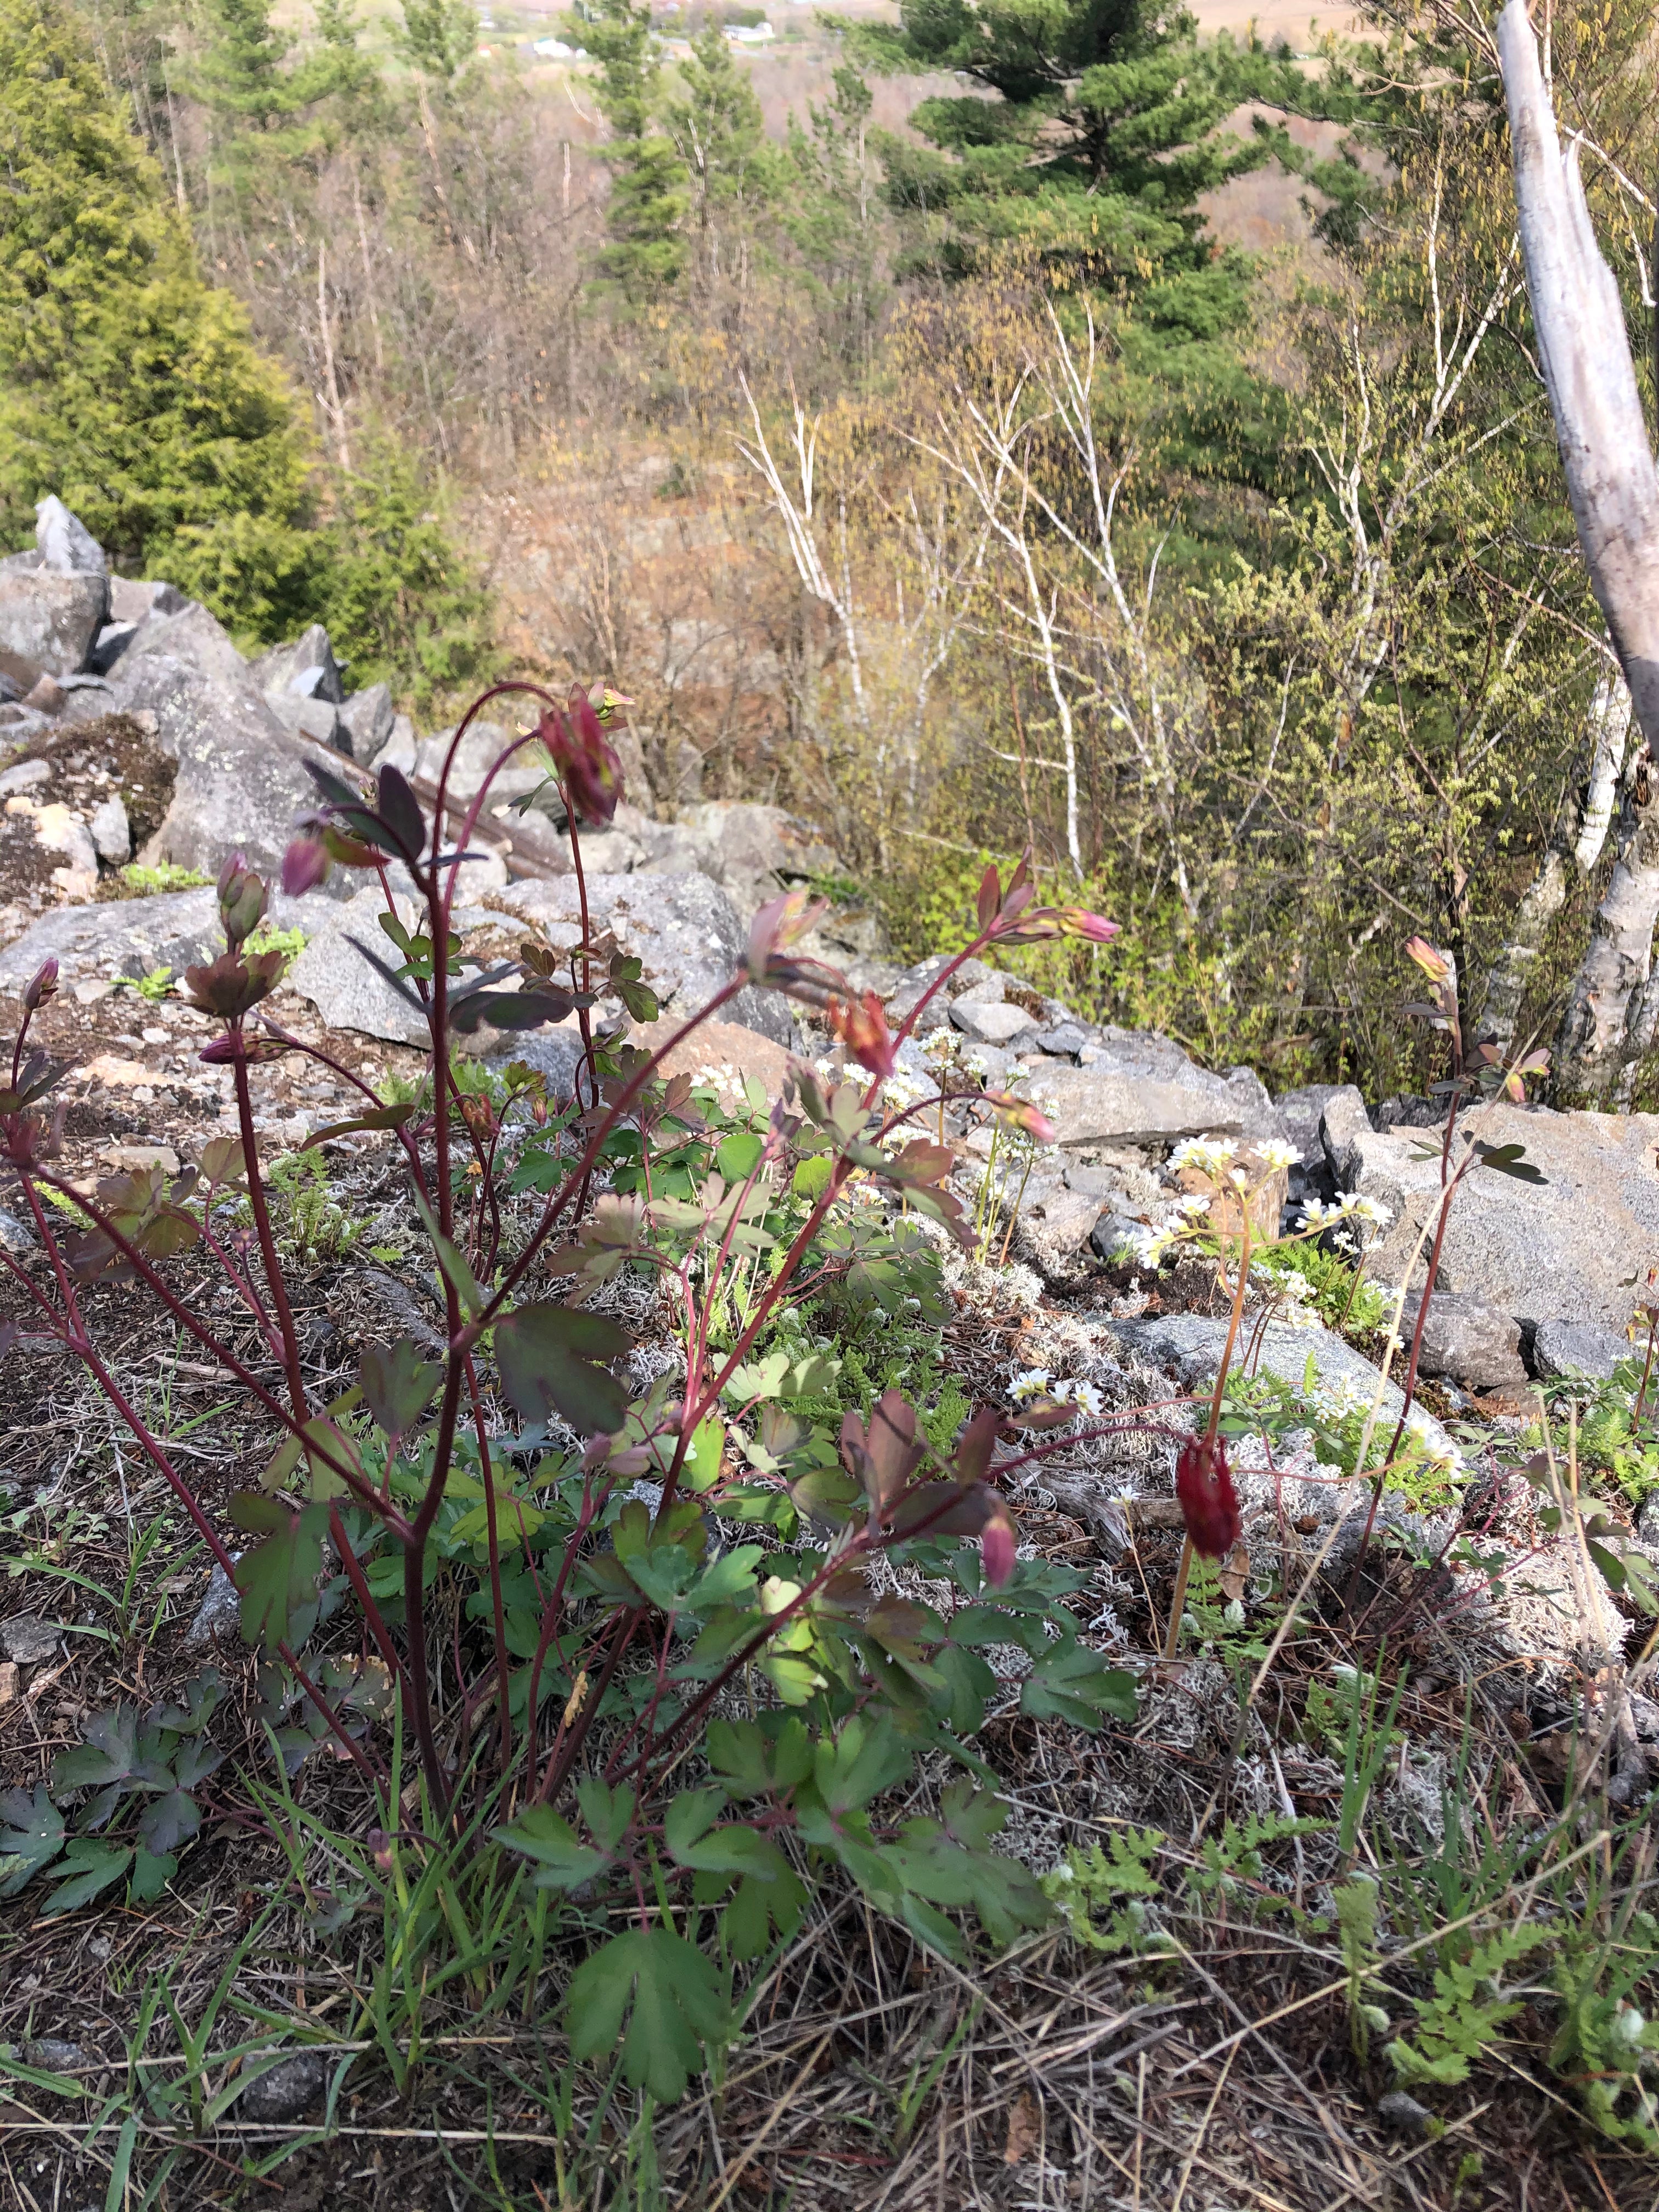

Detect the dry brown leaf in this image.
[1003,2089,1041,2165]
[1218,1539,1250,1604]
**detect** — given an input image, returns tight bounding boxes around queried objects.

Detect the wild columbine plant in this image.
[0,701,1135,2098]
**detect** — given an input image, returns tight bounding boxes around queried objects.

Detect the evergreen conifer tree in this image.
[568,0,689,300]
[0,0,315,619]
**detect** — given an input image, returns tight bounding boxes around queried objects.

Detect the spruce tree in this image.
[568,0,688,300]
[0,0,315,620]
[848,0,1299,316]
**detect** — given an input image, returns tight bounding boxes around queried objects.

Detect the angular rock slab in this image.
[1350,1104,1659,1328]
[1039,1030,1285,1149]
[0,569,109,676]
[0,887,308,994]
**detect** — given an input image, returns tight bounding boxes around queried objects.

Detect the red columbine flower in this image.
[1174,1435,1240,1559]
[282,834,330,898]
[22,958,59,1012]
[538,691,623,828]
[828,991,897,1080]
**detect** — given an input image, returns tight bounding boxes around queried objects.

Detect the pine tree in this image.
[0,0,315,620]
[848,0,1299,313]
[568,0,688,300]
[662,25,775,296]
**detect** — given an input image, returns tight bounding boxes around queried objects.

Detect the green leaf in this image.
[360,1338,443,1444]
[813,1714,912,1814]
[0,1784,67,1897]
[565,1927,731,2103]
[1020,1640,1139,1729]
[573,1778,636,1852]
[495,1301,632,1436]
[493,1807,610,1891]
[792,1154,834,1201]
[229,1496,332,1652]
[138,1790,201,1856]
[665,1790,788,1880]
[129,1848,177,1903]
[302,1102,416,1148]
[1472,1141,1547,1185]
[716,1131,765,1183]
[43,1841,133,1916]
[52,1707,139,1796]
[723,1867,808,1960]
[707,1717,814,1801]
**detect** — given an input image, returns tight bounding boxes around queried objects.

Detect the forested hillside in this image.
[5,0,1656,1098]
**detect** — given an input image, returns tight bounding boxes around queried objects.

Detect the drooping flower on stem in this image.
[1173,1434,1240,1559]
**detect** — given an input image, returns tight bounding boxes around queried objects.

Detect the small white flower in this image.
[1299,1197,1335,1227]
[1346,1195,1393,1226]
[1169,1135,1237,1175]
[1258,1139,1300,1171]
[1054,1379,1104,1417]
[1010,1367,1052,1402]
[1138,1226,1181,1265]
[1176,1194,1211,1217]
[1229,1167,1250,1189]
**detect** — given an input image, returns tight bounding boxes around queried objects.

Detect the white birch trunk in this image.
[1499,0,1659,1102]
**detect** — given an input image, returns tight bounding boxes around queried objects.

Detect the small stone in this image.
[25,2038,90,2076]
[1090,1211,1147,1262]
[2,1614,63,1665]
[1036,1022,1090,1055]
[73,979,114,1005]
[951,998,1034,1045]
[23,673,65,713]
[0,1205,33,1251]
[89,793,131,865]
[1399,1290,1526,1392]
[185,1560,242,1647]
[98,1143,180,1175]
[1377,2090,1431,2136]
[0,757,49,797]
[238,2051,331,2121]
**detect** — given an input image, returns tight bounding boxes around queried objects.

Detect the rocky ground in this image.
[5,496,1659,2208]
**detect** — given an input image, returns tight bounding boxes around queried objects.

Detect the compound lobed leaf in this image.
[493,1806,610,1891]
[0,1784,66,1898]
[495,1301,632,1436]
[360,1338,443,1446]
[565,1927,730,2104]
[1019,1639,1138,1730]
[229,1497,332,1652]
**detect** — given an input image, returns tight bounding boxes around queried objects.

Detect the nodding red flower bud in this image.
[980,1508,1016,1589]
[537,692,623,828]
[22,958,59,1011]
[281,834,331,898]
[216,851,267,945]
[828,991,897,1080]
[1174,1435,1240,1559]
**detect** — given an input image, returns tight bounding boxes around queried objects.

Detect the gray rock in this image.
[1036,1031,1285,1150]
[1398,1290,1526,1391]
[0,1205,35,1251]
[252,623,346,706]
[34,498,106,576]
[1273,1084,1348,1169]
[24,2038,90,2076]
[950,998,1034,1045]
[488,1020,587,1100]
[1091,1211,1148,1261]
[88,794,131,866]
[107,578,187,625]
[0,757,49,797]
[0,569,109,675]
[237,2051,331,2122]
[1107,1312,1461,1470]
[108,603,345,891]
[1319,1086,1373,1189]
[0,885,312,995]
[338,683,395,764]
[494,872,791,1043]
[1377,2091,1431,2137]
[1064,1163,1127,1198]
[36,806,99,879]
[1036,1022,1091,1056]
[887,956,1003,1034]
[286,888,433,1046]
[2,1614,63,1664]
[1351,1103,1659,1330]
[269,692,346,751]
[185,1560,242,1648]
[668,799,838,917]
[1533,1317,1631,1383]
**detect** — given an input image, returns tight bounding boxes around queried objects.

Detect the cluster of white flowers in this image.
[1136,1224,1184,1266]
[1175,1194,1211,1218]
[1007,1368,1103,1417]
[880,1073,930,1113]
[1256,1139,1301,1172]
[922,1028,960,1064]
[1299,1193,1393,1232]
[1167,1135,1237,1176]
